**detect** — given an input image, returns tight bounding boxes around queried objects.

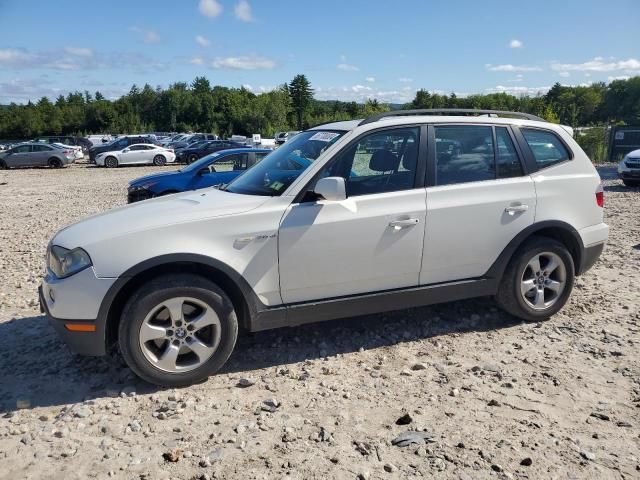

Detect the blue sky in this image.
[0,0,638,104]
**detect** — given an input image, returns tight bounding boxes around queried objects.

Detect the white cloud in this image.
[199,0,223,18]
[315,85,417,103]
[365,76,375,83]
[0,48,36,66]
[337,63,359,72]
[608,75,631,81]
[195,35,210,47]
[64,47,93,57]
[129,26,160,44]
[509,39,523,49]
[558,71,570,78]
[189,56,205,65]
[485,63,542,72]
[551,57,640,73]
[486,85,551,96]
[243,84,276,94]
[234,0,254,22]
[398,77,413,83]
[212,55,275,70]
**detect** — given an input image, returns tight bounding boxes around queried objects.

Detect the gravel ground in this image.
[0,163,638,480]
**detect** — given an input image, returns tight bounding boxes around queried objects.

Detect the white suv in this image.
[40,109,609,386]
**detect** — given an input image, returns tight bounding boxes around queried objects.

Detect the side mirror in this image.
[198,168,209,176]
[122,148,130,153]
[314,176,346,201]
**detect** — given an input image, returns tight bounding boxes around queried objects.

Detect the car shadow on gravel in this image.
[223,297,522,375]
[0,298,521,413]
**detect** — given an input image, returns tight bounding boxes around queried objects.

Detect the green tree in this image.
[288,74,313,129]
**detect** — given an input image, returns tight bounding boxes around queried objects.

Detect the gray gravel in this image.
[0,163,638,479]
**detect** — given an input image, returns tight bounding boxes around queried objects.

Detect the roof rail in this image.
[359,108,546,126]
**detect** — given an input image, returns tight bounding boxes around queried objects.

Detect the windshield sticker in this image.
[269,181,285,191]
[309,132,340,142]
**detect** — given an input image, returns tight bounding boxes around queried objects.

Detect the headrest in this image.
[369,149,400,172]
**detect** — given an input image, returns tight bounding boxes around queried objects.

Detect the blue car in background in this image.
[127,148,271,203]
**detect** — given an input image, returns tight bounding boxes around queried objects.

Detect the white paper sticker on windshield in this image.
[309,132,340,142]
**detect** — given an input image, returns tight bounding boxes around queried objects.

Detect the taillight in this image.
[596,185,604,208]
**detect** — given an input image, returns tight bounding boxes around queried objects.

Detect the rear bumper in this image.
[577,242,604,275]
[39,285,106,356]
[576,223,608,275]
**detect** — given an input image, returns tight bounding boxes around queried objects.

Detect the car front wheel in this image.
[118,274,238,386]
[496,236,575,322]
[105,156,118,168]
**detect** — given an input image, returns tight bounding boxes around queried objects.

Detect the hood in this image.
[53,188,270,250]
[129,170,181,186]
[625,148,640,159]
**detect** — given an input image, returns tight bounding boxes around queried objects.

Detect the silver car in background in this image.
[0,142,76,169]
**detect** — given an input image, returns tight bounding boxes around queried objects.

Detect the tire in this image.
[622,180,639,187]
[48,157,62,168]
[0,160,7,170]
[153,154,166,166]
[495,236,575,322]
[118,273,238,387]
[187,154,198,165]
[104,156,118,168]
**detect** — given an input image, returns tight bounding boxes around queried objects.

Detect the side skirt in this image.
[250,278,498,332]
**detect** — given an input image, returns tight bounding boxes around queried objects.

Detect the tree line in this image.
[0,74,638,140]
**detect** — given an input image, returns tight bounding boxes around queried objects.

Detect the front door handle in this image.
[389,218,420,229]
[505,204,529,215]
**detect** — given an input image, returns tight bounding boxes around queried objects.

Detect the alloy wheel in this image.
[520,252,566,310]
[138,296,221,373]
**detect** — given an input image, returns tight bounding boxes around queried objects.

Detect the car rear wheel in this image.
[48,157,62,168]
[622,180,639,187]
[118,273,238,387]
[187,154,198,165]
[496,236,574,322]
[105,156,118,168]
[153,154,166,166]
[0,160,7,169]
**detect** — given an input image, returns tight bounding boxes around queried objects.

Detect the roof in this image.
[311,115,566,135]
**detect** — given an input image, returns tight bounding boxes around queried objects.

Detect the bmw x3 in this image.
[40,109,609,386]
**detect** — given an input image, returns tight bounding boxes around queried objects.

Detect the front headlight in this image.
[47,245,92,278]
[128,182,156,192]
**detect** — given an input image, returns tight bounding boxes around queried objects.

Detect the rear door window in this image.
[435,126,494,185]
[521,128,571,169]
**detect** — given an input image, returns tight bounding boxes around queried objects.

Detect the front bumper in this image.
[39,285,106,356]
[39,267,116,356]
[618,170,640,180]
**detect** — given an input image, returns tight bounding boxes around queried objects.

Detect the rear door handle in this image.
[389,218,420,229]
[505,204,529,215]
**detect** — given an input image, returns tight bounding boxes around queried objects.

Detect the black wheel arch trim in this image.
[97,253,265,347]
[485,220,585,280]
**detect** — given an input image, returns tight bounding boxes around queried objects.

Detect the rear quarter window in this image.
[521,128,571,169]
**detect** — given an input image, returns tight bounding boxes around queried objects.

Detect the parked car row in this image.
[127,147,271,202]
[0,142,78,168]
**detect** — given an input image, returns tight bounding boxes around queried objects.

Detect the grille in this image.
[127,189,154,203]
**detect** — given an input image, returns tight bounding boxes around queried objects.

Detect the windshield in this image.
[181,150,228,173]
[225,130,345,196]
